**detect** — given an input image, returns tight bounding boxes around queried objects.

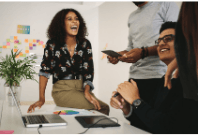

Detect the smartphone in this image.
[101,50,122,58]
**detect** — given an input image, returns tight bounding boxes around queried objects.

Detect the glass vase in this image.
[4,83,22,106]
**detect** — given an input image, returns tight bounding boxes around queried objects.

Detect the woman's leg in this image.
[52,90,94,109]
[52,90,109,115]
[52,80,109,115]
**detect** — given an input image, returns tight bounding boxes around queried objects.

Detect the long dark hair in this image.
[175,2,198,100]
[47,8,88,44]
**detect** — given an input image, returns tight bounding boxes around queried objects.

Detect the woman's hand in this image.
[164,58,179,89]
[27,99,45,113]
[110,91,130,115]
[84,85,101,110]
[117,79,140,105]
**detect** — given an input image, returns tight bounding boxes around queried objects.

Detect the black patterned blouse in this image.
[39,39,94,90]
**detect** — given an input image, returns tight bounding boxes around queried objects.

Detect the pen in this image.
[113,92,120,97]
[58,111,61,115]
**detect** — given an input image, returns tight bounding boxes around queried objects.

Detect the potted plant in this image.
[0,49,38,105]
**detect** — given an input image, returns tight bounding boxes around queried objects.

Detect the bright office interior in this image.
[0,1,182,123]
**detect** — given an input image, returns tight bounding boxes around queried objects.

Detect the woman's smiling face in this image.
[65,11,80,37]
[157,28,176,65]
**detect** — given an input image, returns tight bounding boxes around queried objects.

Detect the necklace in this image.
[66,43,76,53]
[68,48,75,53]
[68,48,75,58]
[69,49,73,52]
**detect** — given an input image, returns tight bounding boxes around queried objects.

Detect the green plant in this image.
[0,49,38,87]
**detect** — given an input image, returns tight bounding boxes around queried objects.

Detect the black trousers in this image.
[128,78,162,132]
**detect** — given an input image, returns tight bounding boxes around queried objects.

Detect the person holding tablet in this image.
[111,22,183,133]
[108,2,179,104]
[111,5,198,131]
[27,9,109,115]
[108,2,179,129]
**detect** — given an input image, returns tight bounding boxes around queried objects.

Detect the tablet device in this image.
[101,50,122,58]
[75,115,120,128]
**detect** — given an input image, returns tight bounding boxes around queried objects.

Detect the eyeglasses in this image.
[155,34,175,45]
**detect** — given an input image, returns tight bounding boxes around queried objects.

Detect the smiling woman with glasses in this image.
[155,34,175,46]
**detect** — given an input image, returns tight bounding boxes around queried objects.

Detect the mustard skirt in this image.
[52,80,109,115]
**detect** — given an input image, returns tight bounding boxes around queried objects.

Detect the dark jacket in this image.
[126,76,198,133]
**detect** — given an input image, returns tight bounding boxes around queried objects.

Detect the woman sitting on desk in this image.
[27,8,109,115]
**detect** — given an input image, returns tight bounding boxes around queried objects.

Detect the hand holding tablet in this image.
[101,50,122,58]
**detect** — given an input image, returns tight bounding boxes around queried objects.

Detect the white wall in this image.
[0,1,182,124]
[98,1,137,124]
[0,2,99,101]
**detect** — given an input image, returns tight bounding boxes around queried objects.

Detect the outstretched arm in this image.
[27,40,54,113]
[119,45,158,63]
[27,75,48,113]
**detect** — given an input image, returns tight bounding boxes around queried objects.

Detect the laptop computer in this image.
[9,87,67,128]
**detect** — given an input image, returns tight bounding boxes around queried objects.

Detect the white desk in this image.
[0,101,149,134]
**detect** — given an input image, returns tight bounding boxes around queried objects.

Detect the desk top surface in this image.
[0,101,149,134]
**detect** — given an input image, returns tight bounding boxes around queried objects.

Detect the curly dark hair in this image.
[47,8,88,44]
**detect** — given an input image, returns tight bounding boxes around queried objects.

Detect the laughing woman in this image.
[27,9,109,115]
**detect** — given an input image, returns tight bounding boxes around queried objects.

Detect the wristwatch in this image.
[132,99,144,109]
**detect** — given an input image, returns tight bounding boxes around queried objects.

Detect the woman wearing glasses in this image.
[27,9,109,115]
